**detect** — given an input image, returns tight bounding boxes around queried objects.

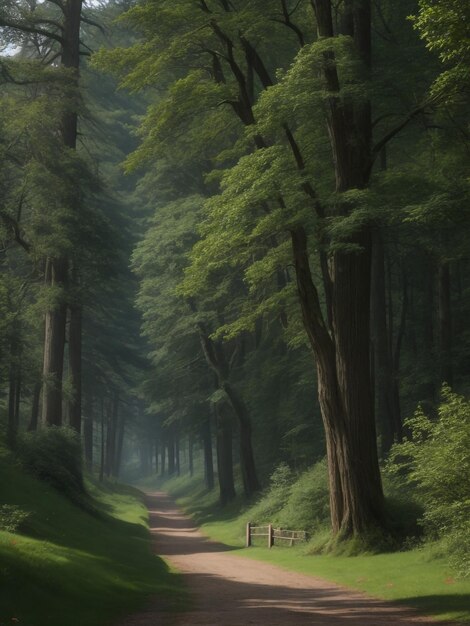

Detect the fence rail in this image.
[246,522,307,548]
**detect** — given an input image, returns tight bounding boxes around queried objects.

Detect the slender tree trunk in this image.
[175,433,180,476]
[371,230,402,453]
[422,257,437,407]
[201,417,214,490]
[160,437,166,476]
[7,368,19,447]
[99,397,105,482]
[167,430,175,475]
[188,434,194,477]
[28,381,41,432]
[83,396,93,471]
[155,438,159,474]
[114,413,125,478]
[42,258,68,427]
[193,315,260,495]
[215,403,236,506]
[438,261,452,386]
[68,275,82,433]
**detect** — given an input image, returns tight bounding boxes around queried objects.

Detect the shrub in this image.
[0,504,30,533]
[248,459,330,535]
[387,387,470,576]
[18,427,85,502]
[277,459,330,532]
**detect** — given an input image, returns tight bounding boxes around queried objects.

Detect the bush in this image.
[277,459,330,532]
[248,460,330,535]
[387,387,470,576]
[19,427,85,502]
[0,504,30,533]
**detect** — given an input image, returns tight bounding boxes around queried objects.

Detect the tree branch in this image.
[0,18,65,45]
[372,105,429,161]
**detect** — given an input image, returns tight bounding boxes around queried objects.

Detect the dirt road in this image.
[117,492,442,626]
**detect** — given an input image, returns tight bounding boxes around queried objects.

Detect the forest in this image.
[0,1,469,625]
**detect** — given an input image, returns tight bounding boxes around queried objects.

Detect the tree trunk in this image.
[83,396,93,471]
[215,402,236,506]
[188,434,194,477]
[201,417,214,490]
[42,258,68,427]
[160,437,166,476]
[68,280,82,433]
[28,381,41,432]
[99,397,105,482]
[114,412,125,478]
[155,438,159,474]
[438,261,452,386]
[105,398,117,478]
[167,430,175,475]
[193,315,260,496]
[371,229,402,453]
[175,432,181,476]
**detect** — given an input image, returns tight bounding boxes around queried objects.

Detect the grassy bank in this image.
[0,450,185,626]
[142,472,470,624]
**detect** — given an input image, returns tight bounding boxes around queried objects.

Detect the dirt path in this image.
[116,492,443,626]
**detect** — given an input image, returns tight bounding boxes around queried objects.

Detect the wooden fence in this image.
[245,522,307,548]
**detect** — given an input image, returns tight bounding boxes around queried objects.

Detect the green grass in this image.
[0,450,186,626]
[143,471,470,624]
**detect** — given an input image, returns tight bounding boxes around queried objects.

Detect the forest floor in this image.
[115,492,456,626]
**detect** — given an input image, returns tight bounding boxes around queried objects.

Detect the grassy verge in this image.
[0,451,185,626]
[142,472,470,624]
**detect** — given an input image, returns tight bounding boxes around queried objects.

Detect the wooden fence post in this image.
[246,522,252,547]
[268,523,273,548]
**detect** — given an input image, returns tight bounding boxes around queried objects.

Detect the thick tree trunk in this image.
[42,258,68,427]
[291,225,384,535]
[215,403,236,506]
[155,438,159,474]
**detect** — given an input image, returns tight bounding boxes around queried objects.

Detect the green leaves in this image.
[410,0,470,99]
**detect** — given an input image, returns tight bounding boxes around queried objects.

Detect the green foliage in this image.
[248,460,330,534]
[0,504,30,533]
[0,450,185,626]
[388,388,470,576]
[18,427,85,502]
[410,0,470,98]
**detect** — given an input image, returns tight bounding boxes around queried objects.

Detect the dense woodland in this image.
[0,0,469,572]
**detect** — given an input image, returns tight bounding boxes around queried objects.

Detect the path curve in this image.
[116,492,444,626]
